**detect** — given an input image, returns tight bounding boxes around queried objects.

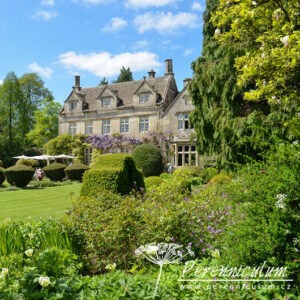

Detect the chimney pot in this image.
[148,69,156,78]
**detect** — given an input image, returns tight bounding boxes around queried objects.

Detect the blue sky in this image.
[0,0,204,104]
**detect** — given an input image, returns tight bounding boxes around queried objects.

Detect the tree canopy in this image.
[114,66,133,83]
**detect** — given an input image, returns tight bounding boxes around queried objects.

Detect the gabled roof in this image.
[65,76,173,111]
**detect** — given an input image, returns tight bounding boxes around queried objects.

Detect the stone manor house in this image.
[58,59,199,167]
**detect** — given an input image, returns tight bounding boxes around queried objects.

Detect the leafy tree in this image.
[190,0,297,168]
[212,0,300,139]
[19,73,54,135]
[99,77,108,85]
[26,99,61,148]
[44,134,87,163]
[114,66,133,83]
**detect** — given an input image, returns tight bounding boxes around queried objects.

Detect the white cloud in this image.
[184,49,193,56]
[32,10,58,21]
[191,2,203,11]
[41,0,55,6]
[73,0,112,4]
[102,17,128,32]
[29,62,54,78]
[132,40,149,50]
[58,51,161,77]
[125,0,178,8]
[134,12,199,34]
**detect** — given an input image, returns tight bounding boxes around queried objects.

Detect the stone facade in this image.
[59,59,198,167]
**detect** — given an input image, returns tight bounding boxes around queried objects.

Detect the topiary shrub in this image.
[16,158,39,168]
[81,154,144,196]
[0,167,5,185]
[4,165,34,188]
[132,144,164,177]
[43,163,67,181]
[65,163,89,181]
[145,176,163,190]
[174,166,202,177]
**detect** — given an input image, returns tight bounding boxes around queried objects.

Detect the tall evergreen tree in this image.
[114,66,133,83]
[189,0,292,168]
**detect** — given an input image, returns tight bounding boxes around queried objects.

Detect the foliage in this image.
[65,163,89,181]
[213,0,300,108]
[114,66,133,83]
[200,167,219,183]
[144,176,163,190]
[218,142,300,284]
[0,160,3,167]
[99,77,108,85]
[26,99,61,148]
[81,154,144,196]
[16,158,39,168]
[44,134,87,163]
[43,163,67,181]
[4,165,34,188]
[208,172,231,185]
[189,0,296,168]
[173,166,202,177]
[0,167,5,185]
[132,144,164,177]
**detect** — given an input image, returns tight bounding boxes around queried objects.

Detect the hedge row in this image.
[81,153,144,196]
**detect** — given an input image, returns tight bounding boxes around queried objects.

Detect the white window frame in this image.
[139,93,150,103]
[102,120,111,134]
[101,97,112,108]
[69,123,77,135]
[178,112,190,130]
[139,116,149,132]
[85,122,93,135]
[120,118,129,133]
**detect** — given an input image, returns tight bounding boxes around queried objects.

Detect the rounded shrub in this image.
[4,165,34,188]
[209,173,231,185]
[0,167,5,185]
[145,176,163,190]
[43,163,67,181]
[132,144,164,177]
[174,166,202,177]
[16,158,39,168]
[65,163,89,181]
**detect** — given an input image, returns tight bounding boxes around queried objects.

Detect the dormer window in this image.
[178,112,193,130]
[139,93,150,103]
[101,97,112,108]
[69,101,77,111]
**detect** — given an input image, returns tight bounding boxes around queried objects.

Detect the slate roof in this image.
[68,76,172,111]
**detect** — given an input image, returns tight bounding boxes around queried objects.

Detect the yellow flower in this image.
[25,249,34,257]
[38,276,51,287]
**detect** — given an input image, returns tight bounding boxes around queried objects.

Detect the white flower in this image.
[252,1,257,6]
[145,244,159,255]
[1,268,8,276]
[293,238,299,245]
[280,35,289,47]
[275,194,287,209]
[25,249,34,257]
[214,28,221,37]
[38,276,51,287]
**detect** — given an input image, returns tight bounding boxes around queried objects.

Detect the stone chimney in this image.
[164,59,174,76]
[73,75,81,90]
[148,69,156,78]
[183,78,192,87]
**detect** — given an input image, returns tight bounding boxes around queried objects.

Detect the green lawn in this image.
[0,183,81,222]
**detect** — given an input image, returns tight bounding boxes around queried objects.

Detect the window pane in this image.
[139,93,150,103]
[185,145,189,152]
[191,145,196,152]
[102,97,111,107]
[178,145,182,152]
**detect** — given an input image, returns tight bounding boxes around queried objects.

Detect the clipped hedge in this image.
[4,165,34,188]
[43,163,67,181]
[132,144,164,177]
[209,172,231,185]
[65,163,89,181]
[0,167,5,185]
[81,153,144,196]
[16,158,39,168]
